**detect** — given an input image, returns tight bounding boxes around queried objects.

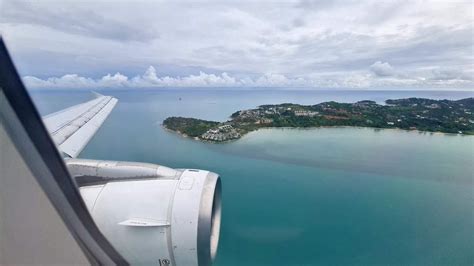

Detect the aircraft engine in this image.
[66,159,222,266]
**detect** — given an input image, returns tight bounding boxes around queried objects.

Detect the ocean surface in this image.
[30,89,473,265]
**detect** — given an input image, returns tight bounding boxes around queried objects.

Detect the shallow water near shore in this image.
[31,89,473,265]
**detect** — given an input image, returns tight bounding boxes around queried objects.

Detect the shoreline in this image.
[250,125,472,136]
[161,124,241,143]
[162,97,473,143]
[162,123,471,144]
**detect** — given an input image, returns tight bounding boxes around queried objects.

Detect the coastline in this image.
[250,125,472,136]
[161,124,240,143]
[162,123,471,144]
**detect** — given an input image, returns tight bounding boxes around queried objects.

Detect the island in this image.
[163,97,474,142]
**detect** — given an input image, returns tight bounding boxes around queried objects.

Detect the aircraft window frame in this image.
[0,37,128,265]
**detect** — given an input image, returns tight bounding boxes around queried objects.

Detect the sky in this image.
[0,0,473,89]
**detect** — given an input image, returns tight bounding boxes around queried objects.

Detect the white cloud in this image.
[22,66,291,88]
[22,65,474,89]
[129,66,241,87]
[100,73,129,86]
[22,66,314,88]
[3,0,473,90]
[370,61,395,77]
[23,74,96,88]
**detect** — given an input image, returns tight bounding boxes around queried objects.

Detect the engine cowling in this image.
[66,159,222,266]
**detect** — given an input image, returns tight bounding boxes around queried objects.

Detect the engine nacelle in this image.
[66,159,222,266]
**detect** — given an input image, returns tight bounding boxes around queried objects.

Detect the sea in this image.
[30,89,474,265]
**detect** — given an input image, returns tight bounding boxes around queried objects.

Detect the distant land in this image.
[163,97,474,142]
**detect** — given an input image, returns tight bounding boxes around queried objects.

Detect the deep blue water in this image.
[31,89,473,265]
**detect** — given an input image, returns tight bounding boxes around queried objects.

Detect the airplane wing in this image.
[1,38,126,264]
[1,38,221,265]
[42,93,118,158]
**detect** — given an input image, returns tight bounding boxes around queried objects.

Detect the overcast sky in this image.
[0,0,472,89]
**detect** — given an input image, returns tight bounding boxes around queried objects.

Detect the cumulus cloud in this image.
[100,73,129,86]
[129,66,241,87]
[2,0,473,89]
[370,61,396,77]
[23,74,96,89]
[23,66,308,89]
[22,65,474,89]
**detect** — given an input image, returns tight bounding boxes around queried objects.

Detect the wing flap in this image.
[43,96,105,133]
[43,94,118,158]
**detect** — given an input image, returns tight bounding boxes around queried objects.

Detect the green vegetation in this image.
[163,97,474,142]
[163,117,219,137]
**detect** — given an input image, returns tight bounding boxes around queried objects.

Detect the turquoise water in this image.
[31,89,473,265]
